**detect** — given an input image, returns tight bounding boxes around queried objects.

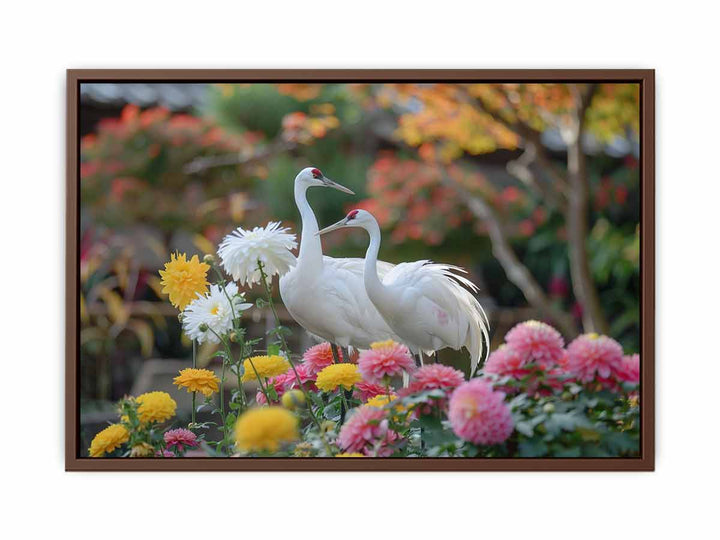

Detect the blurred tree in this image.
[352,83,640,337]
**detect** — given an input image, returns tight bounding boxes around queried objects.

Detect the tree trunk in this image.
[565,85,610,334]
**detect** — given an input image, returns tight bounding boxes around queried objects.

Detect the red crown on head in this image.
[347,209,359,220]
[311,168,322,178]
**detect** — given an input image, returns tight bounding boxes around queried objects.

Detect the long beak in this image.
[316,218,348,236]
[322,177,355,195]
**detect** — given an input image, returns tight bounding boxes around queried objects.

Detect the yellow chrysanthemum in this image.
[366,393,407,420]
[130,442,155,458]
[136,391,177,423]
[370,339,397,350]
[159,253,210,310]
[88,424,129,457]
[234,406,299,452]
[336,452,365,457]
[241,355,290,382]
[315,363,362,392]
[173,368,220,397]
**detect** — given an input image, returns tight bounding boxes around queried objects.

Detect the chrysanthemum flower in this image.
[448,379,514,445]
[241,355,291,383]
[315,363,362,392]
[565,333,625,384]
[182,283,252,344]
[504,320,565,367]
[88,423,129,457]
[234,406,299,452]
[130,442,154,458]
[358,340,415,384]
[173,368,221,397]
[163,428,199,452]
[354,381,388,402]
[218,221,297,285]
[411,364,465,391]
[365,393,407,421]
[618,353,640,384]
[335,453,365,457]
[337,405,399,457]
[159,253,210,310]
[136,391,177,423]
[302,342,343,375]
[484,345,529,378]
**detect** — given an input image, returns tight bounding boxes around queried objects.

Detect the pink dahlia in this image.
[354,381,389,402]
[448,379,514,445]
[617,353,640,384]
[163,428,199,452]
[358,340,416,384]
[484,345,528,378]
[411,364,465,391]
[565,333,624,385]
[303,342,343,375]
[337,405,399,457]
[504,320,565,367]
[257,364,318,404]
[256,371,293,404]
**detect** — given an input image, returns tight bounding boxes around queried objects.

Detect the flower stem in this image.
[257,259,333,455]
[191,339,197,428]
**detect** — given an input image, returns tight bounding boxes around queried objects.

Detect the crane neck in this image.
[363,219,389,307]
[294,181,323,272]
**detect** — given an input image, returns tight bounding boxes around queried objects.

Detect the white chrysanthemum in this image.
[218,221,297,285]
[182,283,252,344]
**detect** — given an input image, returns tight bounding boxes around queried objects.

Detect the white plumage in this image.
[318,209,490,371]
[279,168,401,348]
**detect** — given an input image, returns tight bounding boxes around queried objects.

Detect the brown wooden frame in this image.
[66,69,655,471]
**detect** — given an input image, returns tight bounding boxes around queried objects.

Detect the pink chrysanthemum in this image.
[302,342,344,375]
[163,428,199,452]
[354,381,389,402]
[411,364,465,391]
[358,340,416,384]
[565,333,624,384]
[504,320,565,367]
[337,405,399,457]
[617,353,640,384]
[256,371,293,405]
[484,345,529,378]
[256,364,318,405]
[448,379,514,445]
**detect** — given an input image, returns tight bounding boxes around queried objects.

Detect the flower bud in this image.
[320,420,336,434]
[281,389,306,410]
[542,403,555,414]
[229,331,239,343]
[130,442,154,458]
[203,254,215,264]
[199,323,209,332]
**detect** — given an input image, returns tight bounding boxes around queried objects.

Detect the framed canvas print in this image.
[66,69,654,471]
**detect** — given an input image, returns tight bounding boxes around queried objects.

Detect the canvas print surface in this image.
[78,82,641,460]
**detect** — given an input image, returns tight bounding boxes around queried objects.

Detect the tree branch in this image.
[183,139,293,175]
[439,167,578,337]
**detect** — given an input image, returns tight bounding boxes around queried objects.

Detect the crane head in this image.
[295,167,355,194]
[316,209,375,236]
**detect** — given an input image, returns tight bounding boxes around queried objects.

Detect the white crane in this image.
[318,209,490,371]
[279,168,401,353]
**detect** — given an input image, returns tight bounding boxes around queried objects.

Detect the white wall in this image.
[1,1,716,537]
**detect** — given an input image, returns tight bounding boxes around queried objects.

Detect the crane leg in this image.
[330,343,342,364]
